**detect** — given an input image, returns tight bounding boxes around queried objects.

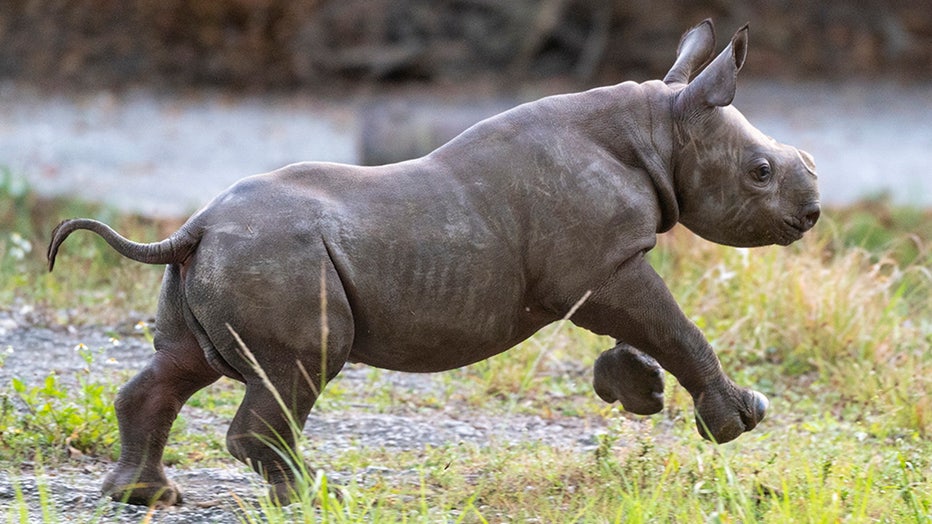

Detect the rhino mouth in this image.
[775,217,809,245]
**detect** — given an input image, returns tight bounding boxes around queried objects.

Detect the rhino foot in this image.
[593,343,665,415]
[102,465,181,507]
[267,480,299,506]
[694,385,768,444]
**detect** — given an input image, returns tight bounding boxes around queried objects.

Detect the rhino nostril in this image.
[800,204,820,230]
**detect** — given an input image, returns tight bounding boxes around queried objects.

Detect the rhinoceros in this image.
[47,19,819,506]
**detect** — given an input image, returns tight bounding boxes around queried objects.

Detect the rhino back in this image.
[428,85,670,303]
[180,81,672,372]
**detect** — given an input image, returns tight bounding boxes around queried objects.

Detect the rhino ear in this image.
[663,19,716,87]
[676,24,748,112]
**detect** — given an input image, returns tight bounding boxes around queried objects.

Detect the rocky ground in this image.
[0,305,621,523]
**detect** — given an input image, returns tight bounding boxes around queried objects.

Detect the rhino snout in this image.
[798,202,820,232]
[774,201,819,246]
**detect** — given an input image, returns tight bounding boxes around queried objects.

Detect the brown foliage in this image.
[1,0,930,90]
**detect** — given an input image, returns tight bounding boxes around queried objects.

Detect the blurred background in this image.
[4,0,931,88]
[1,0,930,216]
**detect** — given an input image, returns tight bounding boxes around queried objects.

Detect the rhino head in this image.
[664,20,820,247]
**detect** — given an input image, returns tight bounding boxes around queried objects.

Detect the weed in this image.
[0,351,120,462]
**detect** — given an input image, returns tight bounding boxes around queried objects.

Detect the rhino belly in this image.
[342,256,553,372]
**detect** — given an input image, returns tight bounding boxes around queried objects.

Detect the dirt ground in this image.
[0,304,623,522]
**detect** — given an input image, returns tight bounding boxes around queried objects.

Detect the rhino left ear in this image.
[675,24,748,113]
[664,19,716,87]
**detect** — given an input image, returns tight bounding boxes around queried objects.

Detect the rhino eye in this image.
[751,162,772,183]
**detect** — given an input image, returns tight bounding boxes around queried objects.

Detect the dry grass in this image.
[2,180,930,521]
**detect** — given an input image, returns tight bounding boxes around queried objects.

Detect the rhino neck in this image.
[595,81,680,233]
[635,90,679,234]
[431,81,681,234]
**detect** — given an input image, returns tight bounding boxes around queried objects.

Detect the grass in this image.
[1,173,930,522]
[0,169,174,325]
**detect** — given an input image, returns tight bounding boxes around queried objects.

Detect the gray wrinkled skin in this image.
[47,20,819,507]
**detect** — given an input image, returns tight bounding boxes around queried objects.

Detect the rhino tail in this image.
[47,218,200,272]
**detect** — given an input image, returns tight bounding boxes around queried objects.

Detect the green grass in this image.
[2,360,120,459]
[1,173,931,522]
[0,169,171,324]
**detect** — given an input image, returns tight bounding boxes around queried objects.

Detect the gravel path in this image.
[0,306,621,522]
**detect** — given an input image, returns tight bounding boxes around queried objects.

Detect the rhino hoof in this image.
[104,482,181,507]
[268,482,300,506]
[748,390,769,428]
[102,468,182,507]
[695,388,768,444]
[593,344,665,415]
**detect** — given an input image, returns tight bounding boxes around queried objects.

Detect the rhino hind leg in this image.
[185,242,355,504]
[223,333,351,504]
[226,380,318,504]
[102,326,221,506]
[103,265,221,506]
[593,342,665,415]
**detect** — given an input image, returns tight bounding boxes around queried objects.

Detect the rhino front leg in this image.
[593,342,665,415]
[572,253,767,443]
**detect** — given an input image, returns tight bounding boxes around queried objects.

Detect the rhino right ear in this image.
[663,19,716,87]
[675,25,749,113]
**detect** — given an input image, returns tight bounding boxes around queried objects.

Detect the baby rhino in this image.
[48,20,819,506]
